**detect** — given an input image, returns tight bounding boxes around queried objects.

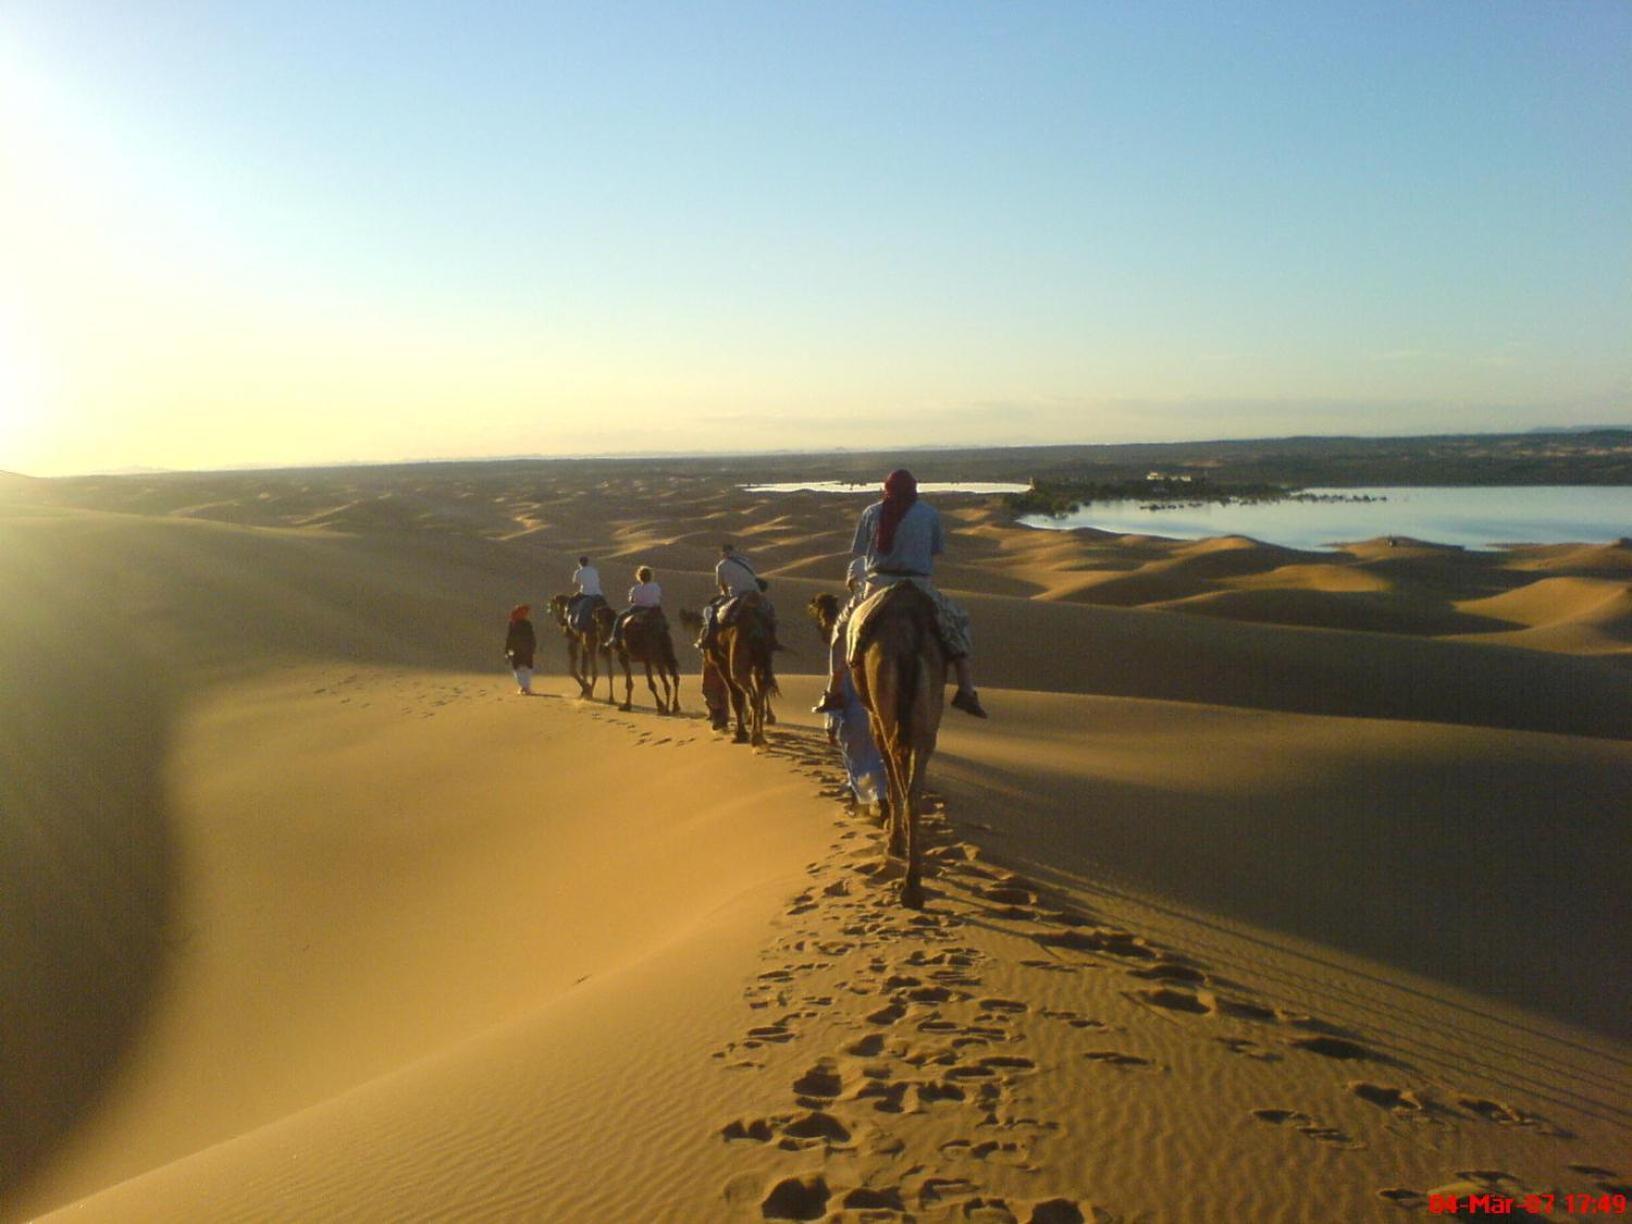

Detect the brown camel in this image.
[713,594,779,746]
[604,606,682,714]
[847,582,946,909]
[549,593,612,701]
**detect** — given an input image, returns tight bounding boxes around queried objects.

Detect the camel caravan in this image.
[534,470,987,908]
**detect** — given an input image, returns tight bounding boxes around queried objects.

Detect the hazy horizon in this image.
[4,2,1629,477]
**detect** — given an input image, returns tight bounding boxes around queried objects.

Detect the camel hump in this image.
[848,581,937,660]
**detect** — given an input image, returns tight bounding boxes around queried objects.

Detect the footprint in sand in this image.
[757,1172,830,1220]
[1214,1036,1278,1061]
[1348,1080,1436,1119]
[977,997,1029,1015]
[1250,1108,1361,1149]
[1082,1050,1155,1069]
[840,1185,907,1211]
[791,1060,843,1101]
[852,1079,910,1113]
[1129,985,1212,1016]
[866,1001,907,1026]
[1454,1094,1529,1125]
[1127,960,1207,986]
[1287,1034,1393,1064]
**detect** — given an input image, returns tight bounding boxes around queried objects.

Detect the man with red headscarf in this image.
[813,469,987,718]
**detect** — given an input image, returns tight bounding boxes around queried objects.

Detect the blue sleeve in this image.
[931,507,945,556]
[852,506,873,556]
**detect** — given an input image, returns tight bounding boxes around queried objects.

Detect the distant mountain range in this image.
[1526,425,1629,434]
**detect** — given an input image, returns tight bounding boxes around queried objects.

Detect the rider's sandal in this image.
[951,688,989,719]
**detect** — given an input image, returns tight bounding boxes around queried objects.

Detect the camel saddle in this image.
[718,589,771,631]
[844,581,941,667]
[569,593,605,632]
[627,605,667,631]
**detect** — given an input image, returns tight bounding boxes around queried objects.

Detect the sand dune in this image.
[1151,587,1508,636]
[1458,576,1632,631]
[4,465,1630,1222]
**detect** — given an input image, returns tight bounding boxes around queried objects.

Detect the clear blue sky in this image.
[2,2,1628,473]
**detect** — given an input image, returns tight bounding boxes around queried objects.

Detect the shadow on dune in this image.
[0,628,178,1212]
[935,734,1632,1042]
[952,590,1632,741]
[0,512,576,1212]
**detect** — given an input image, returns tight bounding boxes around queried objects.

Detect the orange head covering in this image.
[510,604,531,622]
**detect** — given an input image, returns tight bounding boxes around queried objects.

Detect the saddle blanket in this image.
[569,593,606,632]
[842,577,972,664]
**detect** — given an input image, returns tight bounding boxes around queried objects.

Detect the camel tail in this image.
[893,613,923,751]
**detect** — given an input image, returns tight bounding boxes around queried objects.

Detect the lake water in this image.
[743,480,1030,495]
[1019,486,1632,550]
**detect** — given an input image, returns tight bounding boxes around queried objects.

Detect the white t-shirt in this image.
[716,554,759,596]
[628,581,662,607]
[572,565,602,597]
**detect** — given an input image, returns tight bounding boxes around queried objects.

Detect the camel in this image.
[605,607,682,715]
[549,593,612,701]
[846,582,946,909]
[703,595,778,746]
[678,608,731,732]
[683,602,779,741]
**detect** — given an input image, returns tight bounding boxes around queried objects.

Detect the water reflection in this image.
[743,480,1030,495]
[1020,486,1632,550]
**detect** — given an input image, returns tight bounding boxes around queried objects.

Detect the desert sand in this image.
[2,462,1628,1222]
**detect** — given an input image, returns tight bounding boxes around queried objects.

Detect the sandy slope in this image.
[4,466,1630,1222]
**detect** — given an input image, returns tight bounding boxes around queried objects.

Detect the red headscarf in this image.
[510,604,531,623]
[875,469,918,554]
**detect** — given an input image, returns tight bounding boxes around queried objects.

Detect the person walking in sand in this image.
[505,605,536,695]
[813,468,987,718]
[610,565,664,648]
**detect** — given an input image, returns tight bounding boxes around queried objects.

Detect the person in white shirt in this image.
[572,556,603,598]
[611,565,663,647]
[716,543,759,597]
[698,542,779,650]
[567,554,606,630]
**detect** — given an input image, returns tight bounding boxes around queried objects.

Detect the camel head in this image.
[677,608,703,634]
[548,593,573,626]
[808,592,840,636]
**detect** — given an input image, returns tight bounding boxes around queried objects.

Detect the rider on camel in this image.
[610,565,664,648]
[697,542,779,652]
[568,555,606,630]
[813,468,987,719]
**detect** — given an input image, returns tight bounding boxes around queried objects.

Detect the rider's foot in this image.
[951,688,988,719]
[812,689,847,714]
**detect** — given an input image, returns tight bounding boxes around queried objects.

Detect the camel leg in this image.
[643,660,663,713]
[619,654,634,711]
[880,744,909,859]
[728,679,749,743]
[604,649,616,704]
[667,663,681,714]
[899,743,929,909]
